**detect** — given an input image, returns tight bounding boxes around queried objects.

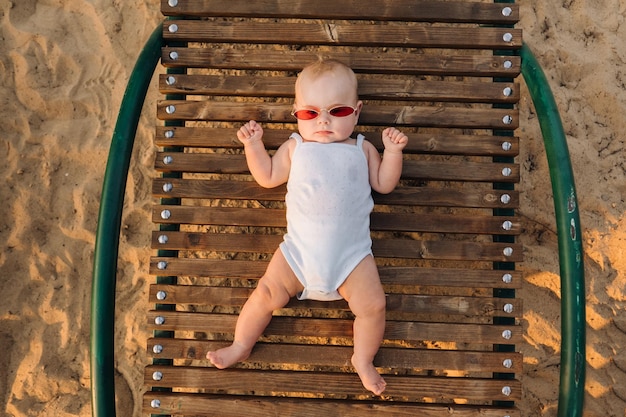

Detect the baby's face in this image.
[293,72,362,143]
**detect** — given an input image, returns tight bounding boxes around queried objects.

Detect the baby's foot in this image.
[351,354,387,396]
[206,342,251,369]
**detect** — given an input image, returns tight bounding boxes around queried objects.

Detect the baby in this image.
[207,59,408,396]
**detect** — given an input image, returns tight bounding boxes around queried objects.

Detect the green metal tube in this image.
[520,43,586,416]
[90,24,163,417]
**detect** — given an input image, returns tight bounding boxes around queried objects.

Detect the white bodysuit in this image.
[279,133,374,301]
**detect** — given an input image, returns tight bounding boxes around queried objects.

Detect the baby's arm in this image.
[366,127,408,194]
[237,120,292,188]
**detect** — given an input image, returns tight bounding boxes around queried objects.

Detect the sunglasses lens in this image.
[293,109,319,120]
[329,106,356,117]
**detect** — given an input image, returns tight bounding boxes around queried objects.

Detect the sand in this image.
[0,0,624,416]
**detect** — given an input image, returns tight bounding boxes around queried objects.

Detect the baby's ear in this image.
[354,100,364,124]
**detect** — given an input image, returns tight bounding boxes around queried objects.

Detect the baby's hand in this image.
[237,120,264,145]
[382,127,408,153]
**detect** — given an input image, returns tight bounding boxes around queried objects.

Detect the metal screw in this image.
[169,51,179,60]
[163,183,173,193]
[166,105,176,114]
[502,329,512,340]
[502,386,512,396]
[157,261,168,270]
[502,141,512,151]
[153,344,164,354]
[503,247,513,257]
[503,87,513,97]
[168,24,178,33]
[165,129,174,138]
[500,194,511,204]
[166,76,176,86]
[503,33,513,43]
[503,359,513,368]
[504,303,514,313]
[158,234,169,244]
[502,115,513,125]
[502,167,512,177]
[156,290,167,301]
[161,210,171,220]
[502,220,513,230]
[150,399,161,408]
[155,316,165,325]
[502,273,513,284]
[503,60,513,69]
[163,155,173,165]
[168,0,178,7]
[152,371,163,381]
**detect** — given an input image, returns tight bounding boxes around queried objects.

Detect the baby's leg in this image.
[207,249,303,368]
[338,255,387,395]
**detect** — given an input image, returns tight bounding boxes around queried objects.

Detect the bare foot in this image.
[351,354,387,396]
[206,342,251,369]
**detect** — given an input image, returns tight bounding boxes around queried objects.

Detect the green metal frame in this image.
[90,24,163,417]
[90,23,586,417]
[520,43,586,417]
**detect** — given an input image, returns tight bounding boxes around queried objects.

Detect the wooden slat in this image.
[144,392,521,417]
[154,127,520,157]
[144,366,522,402]
[148,258,522,289]
[148,285,522,318]
[159,74,521,104]
[147,338,523,373]
[164,21,522,50]
[157,100,519,130]
[161,0,520,25]
[146,311,523,344]
[161,47,521,78]
[154,153,520,183]
[372,238,522,262]
[153,179,287,201]
[152,179,520,209]
[150,208,520,235]
[372,187,519,209]
[150,233,522,262]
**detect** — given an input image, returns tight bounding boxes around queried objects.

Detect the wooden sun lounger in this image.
[90,1,587,416]
[145,1,522,415]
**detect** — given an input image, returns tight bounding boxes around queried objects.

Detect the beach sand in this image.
[1,0,625,416]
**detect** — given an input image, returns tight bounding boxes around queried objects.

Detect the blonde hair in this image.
[295,59,359,102]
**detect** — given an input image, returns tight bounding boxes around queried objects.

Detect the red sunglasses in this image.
[291,105,357,120]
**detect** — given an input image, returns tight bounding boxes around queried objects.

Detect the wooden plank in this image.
[146,311,523,344]
[154,127,520,157]
[148,258,523,289]
[144,392,520,417]
[372,239,522,262]
[161,0,520,25]
[164,21,522,50]
[147,338,523,373]
[157,100,519,130]
[144,366,522,402]
[153,178,287,201]
[149,232,522,262]
[149,208,520,235]
[154,152,520,182]
[372,187,519,209]
[159,74,521,104]
[161,47,521,78]
[148,285,522,318]
[152,179,520,209]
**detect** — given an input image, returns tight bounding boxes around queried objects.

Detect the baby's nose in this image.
[317,110,331,123]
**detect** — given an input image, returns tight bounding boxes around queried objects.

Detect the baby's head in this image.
[294,59,359,105]
[292,59,362,143]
